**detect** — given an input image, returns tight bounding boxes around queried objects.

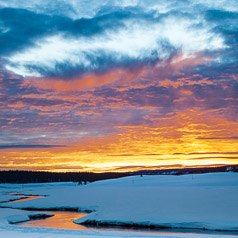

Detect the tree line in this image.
[1,165,237,183]
[0,170,130,184]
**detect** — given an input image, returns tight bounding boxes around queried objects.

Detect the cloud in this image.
[114,164,186,171]
[195,0,238,13]
[188,156,238,160]
[108,153,162,157]
[188,152,238,155]
[197,137,238,140]
[0,144,67,149]
[0,4,226,77]
[0,0,137,20]
[2,0,238,19]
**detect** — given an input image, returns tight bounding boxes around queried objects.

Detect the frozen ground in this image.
[0,172,238,237]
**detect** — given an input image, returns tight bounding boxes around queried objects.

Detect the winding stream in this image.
[20,210,88,230]
[5,193,238,236]
[9,194,45,202]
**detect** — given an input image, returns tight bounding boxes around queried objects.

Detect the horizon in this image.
[1,164,238,173]
[1,0,238,172]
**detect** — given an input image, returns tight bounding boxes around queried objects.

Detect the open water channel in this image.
[5,193,238,236]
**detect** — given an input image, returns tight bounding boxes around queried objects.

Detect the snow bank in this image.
[0,208,45,225]
[1,173,238,232]
[0,209,237,238]
[1,226,236,238]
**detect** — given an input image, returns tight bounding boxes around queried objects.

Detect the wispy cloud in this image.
[188,152,238,155]
[0,144,67,149]
[1,2,228,78]
[197,137,238,140]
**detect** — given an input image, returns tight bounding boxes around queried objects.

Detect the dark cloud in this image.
[188,156,238,160]
[188,152,238,155]
[197,137,238,140]
[0,8,54,56]
[108,153,162,157]
[0,7,164,78]
[0,8,122,56]
[108,154,136,157]
[93,86,177,110]
[0,144,67,149]
[1,5,217,78]
[115,164,186,171]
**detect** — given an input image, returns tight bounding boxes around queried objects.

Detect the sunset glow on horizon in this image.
[1,0,238,172]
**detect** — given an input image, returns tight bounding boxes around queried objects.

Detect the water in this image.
[9,194,45,202]
[20,210,88,230]
[7,193,238,236]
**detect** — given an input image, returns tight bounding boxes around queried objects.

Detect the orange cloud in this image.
[23,67,145,91]
[1,109,238,172]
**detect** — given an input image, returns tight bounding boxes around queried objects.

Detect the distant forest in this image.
[130,165,238,175]
[0,165,237,183]
[0,170,130,184]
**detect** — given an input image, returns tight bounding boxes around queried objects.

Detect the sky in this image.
[0,0,238,172]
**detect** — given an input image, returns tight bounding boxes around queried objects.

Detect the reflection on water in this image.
[20,211,88,230]
[19,211,193,235]
[19,210,238,236]
[9,195,45,203]
[11,194,238,236]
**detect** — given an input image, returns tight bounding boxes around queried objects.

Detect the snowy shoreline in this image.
[0,207,237,237]
[77,218,238,233]
[0,173,238,237]
[1,206,238,234]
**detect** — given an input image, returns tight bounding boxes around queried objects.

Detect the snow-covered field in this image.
[0,172,238,237]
